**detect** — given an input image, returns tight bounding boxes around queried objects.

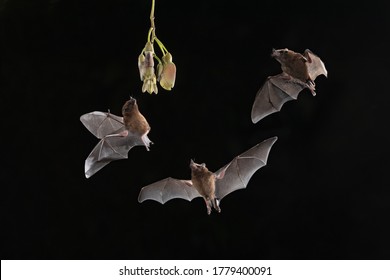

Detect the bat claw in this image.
[141,134,153,151]
[306,80,316,96]
[211,198,221,214]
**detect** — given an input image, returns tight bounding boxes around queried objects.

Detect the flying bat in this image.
[138,137,277,215]
[251,48,328,123]
[80,97,153,178]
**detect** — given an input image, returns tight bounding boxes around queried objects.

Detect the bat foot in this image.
[306,80,316,96]
[142,134,153,151]
[214,198,221,213]
[304,87,316,96]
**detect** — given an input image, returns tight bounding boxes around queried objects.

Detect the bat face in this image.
[271,48,311,83]
[271,48,305,68]
[122,97,137,115]
[189,159,206,171]
[271,48,291,63]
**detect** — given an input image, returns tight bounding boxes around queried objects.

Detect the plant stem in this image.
[154,37,168,55]
[153,54,162,65]
[150,0,156,43]
[147,27,153,43]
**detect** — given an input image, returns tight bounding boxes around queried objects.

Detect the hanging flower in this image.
[137,0,177,94]
[138,42,158,94]
[158,53,176,90]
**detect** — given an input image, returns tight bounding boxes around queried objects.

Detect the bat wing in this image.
[214,136,277,201]
[251,75,306,123]
[80,111,124,139]
[84,132,145,178]
[304,49,328,81]
[138,178,201,204]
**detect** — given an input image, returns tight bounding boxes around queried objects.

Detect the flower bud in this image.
[138,42,158,94]
[157,62,163,80]
[138,54,146,80]
[159,53,176,90]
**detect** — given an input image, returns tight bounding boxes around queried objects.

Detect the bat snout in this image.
[128,97,136,104]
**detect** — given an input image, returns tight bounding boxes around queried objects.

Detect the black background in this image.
[1,0,390,259]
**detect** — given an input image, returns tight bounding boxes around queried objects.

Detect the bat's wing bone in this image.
[138,178,201,204]
[84,132,146,178]
[251,75,305,123]
[80,111,124,139]
[214,136,278,201]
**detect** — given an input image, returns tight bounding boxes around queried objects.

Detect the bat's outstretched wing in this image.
[80,111,124,139]
[84,133,145,178]
[214,136,277,201]
[251,75,306,123]
[304,49,328,81]
[138,178,201,204]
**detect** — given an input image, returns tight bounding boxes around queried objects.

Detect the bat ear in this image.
[303,49,313,63]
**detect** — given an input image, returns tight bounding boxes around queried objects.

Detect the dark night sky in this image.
[1,0,390,259]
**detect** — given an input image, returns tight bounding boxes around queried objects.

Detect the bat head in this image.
[271,48,291,63]
[190,159,207,171]
[122,97,137,114]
